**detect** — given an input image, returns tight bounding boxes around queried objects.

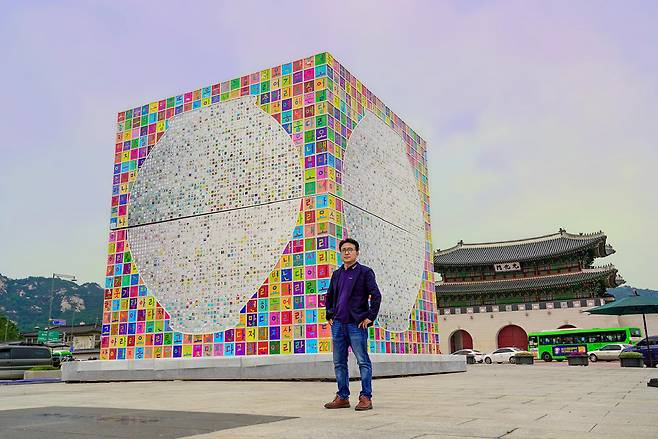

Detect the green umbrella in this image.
[588,295,658,315]
[588,293,658,368]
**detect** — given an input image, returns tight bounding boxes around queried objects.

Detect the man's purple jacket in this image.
[325,262,382,327]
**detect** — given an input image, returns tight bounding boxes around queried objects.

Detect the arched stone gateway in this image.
[497,325,528,350]
[558,324,577,329]
[450,329,473,353]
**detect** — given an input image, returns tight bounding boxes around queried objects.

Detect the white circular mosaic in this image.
[127,96,302,333]
[343,111,426,332]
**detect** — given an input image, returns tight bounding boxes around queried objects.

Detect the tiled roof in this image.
[434,230,611,266]
[435,266,622,294]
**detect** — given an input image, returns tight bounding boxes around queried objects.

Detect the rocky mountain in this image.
[0,273,104,333]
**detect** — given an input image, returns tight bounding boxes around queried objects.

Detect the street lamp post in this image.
[47,273,76,344]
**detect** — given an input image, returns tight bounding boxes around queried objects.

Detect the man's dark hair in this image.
[339,238,359,252]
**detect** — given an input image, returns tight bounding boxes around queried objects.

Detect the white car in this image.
[483,347,524,364]
[452,349,484,363]
[588,344,631,362]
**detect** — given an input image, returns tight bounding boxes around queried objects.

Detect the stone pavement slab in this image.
[0,362,656,438]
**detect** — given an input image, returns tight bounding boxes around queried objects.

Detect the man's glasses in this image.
[340,248,356,254]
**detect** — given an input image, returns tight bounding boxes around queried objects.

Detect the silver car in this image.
[588,344,631,362]
[483,347,524,364]
[452,349,484,363]
[0,345,53,379]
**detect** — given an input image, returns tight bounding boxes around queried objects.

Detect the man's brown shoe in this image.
[355,395,372,411]
[324,395,350,409]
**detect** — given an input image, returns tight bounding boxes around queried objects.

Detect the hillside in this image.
[0,273,104,333]
[0,272,655,334]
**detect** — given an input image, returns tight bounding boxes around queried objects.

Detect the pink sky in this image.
[1,1,657,288]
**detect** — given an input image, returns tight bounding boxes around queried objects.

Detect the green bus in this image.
[528,327,642,362]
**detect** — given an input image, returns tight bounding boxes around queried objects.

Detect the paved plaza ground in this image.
[1,361,657,439]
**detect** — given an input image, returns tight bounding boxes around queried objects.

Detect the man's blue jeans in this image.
[331,320,372,399]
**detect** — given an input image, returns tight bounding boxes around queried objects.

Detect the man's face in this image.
[340,243,358,265]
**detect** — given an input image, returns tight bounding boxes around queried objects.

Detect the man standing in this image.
[324,238,381,411]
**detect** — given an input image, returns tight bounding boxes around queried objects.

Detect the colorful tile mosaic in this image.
[103,52,439,360]
[343,111,427,332]
[127,96,302,334]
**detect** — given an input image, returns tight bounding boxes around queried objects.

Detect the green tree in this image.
[0,315,21,342]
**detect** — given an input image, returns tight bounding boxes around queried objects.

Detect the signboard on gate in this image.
[494,262,521,272]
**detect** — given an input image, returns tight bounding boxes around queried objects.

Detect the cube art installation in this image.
[103,52,439,361]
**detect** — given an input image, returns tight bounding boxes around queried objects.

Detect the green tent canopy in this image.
[587,295,658,315]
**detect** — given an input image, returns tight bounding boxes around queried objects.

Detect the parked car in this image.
[588,344,631,362]
[483,347,524,364]
[623,336,658,367]
[0,345,53,379]
[452,349,484,363]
